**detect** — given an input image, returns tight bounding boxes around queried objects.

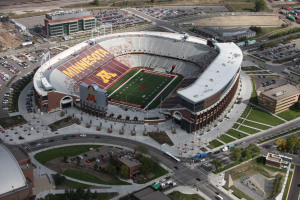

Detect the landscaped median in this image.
[282,171,294,200]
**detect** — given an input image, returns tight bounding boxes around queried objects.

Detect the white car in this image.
[80,134,86,137]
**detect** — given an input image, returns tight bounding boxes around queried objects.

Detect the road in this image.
[20,134,232,200]
[288,165,300,200]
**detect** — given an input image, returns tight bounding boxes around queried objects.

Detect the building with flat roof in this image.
[45,9,95,37]
[116,154,141,179]
[132,187,171,200]
[265,153,282,168]
[258,84,300,114]
[0,145,34,200]
[194,27,256,42]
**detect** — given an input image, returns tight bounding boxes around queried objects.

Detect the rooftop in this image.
[133,187,171,200]
[261,84,300,101]
[118,156,141,168]
[0,145,27,197]
[266,153,282,163]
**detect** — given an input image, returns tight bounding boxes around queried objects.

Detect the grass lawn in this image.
[137,162,168,184]
[168,191,205,200]
[148,131,174,146]
[34,145,102,164]
[242,120,270,130]
[247,107,284,126]
[277,108,300,121]
[227,129,248,139]
[250,79,258,105]
[65,179,90,189]
[240,105,251,118]
[209,139,224,148]
[238,125,259,134]
[63,169,131,185]
[282,171,293,200]
[109,69,182,109]
[218,134,236,143]
[0,115,27,129]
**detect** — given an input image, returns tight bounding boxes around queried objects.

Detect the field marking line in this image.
[143,75,178,110]
[108,69,142,98]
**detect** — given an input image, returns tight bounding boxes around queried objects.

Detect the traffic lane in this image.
[205,183,232,200]
[288,165,300,200]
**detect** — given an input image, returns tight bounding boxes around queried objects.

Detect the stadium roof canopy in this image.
[177,42,242,104]
[0,145,27,197]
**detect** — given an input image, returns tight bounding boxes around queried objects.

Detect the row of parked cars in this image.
[93,9,147,29]
[26,88,34,113]
[262,79,276,87]
[2,92,10,110]
[1,61,21,74]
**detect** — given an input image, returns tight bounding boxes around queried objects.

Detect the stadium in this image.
[33,31,243,133]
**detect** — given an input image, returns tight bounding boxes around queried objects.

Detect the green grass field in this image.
[227,129,248,139]
[277,108,300,121]
[209,139,223,148]
[109,69,182,109]
[238,125,259,134]
[247,107,284,126]
[218,134,236,143]
[34,145,102,164]
[242,120,270,130]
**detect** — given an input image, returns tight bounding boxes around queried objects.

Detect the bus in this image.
[164,152,181,162]
[279,155,292,162]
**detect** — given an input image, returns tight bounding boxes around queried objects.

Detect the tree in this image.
[255,0,266,12]
[93,0,100,6]
[139,156,154,175]
[107,165,117,175]
[63,156,68,163]
[120,165,129,179]
[53,173,66,185]
[287,134,300,154]
[211,159,223,171]
[134,145,149,154]
[231,147,242,161]
[151,0,156,3]
[94,164,98,171]
[275,138,287,151]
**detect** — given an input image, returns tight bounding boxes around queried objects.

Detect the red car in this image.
[19,136,24,140]
[85,159,90,163]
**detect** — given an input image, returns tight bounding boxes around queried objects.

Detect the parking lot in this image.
[251,40,299,62]
[253,75,290,95]
[136,6,227,20]
[92,9,148,29]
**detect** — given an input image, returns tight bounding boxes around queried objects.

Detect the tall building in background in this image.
[44,9,95,37]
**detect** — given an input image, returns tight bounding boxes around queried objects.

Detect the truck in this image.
[200,152,207,158]
[287,15,296,22]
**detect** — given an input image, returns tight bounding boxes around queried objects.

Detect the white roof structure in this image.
[0,145,27,196]
[178,42,242,103]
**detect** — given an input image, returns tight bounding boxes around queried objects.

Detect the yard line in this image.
[144,76,178,110]
[108,69,142,97]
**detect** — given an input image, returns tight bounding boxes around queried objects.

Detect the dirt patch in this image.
[190,16,283,27]
[45,157,119,183]
[0,21,23,49]
[148,131,174,146]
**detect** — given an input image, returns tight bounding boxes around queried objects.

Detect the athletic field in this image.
[108,68,182,109]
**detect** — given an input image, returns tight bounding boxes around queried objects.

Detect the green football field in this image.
[108,69,182,109]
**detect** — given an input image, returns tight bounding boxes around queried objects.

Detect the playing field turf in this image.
[108,69,182,109]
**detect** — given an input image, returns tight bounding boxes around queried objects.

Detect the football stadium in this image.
[33,32,242,133]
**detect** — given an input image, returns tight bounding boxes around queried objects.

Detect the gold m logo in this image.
[86,94,97,103]
[96,70,117,83]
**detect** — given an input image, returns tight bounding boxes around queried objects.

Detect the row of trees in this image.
[255,0,266,12]
[269,28,300,39]
[275,134,300,153]
[230,144,260,162]
[250,26,262,34]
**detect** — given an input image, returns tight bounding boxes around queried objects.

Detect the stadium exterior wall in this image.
[170,71,240,133]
